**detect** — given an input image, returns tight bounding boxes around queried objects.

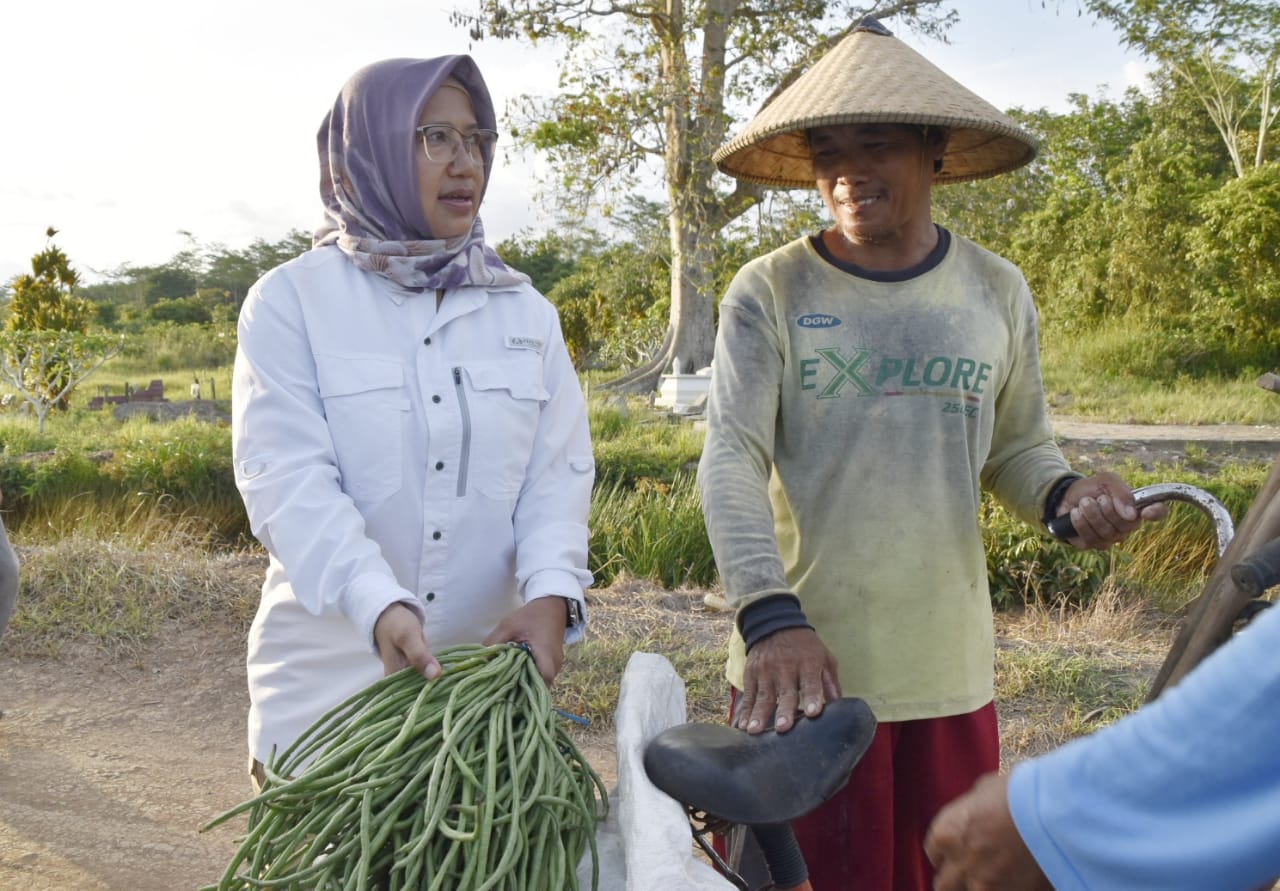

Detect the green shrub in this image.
[103,415,236,501]
[113,322,237,374]
[589,474,716,588]
[983,495,1114,609]
[589,405,704,488]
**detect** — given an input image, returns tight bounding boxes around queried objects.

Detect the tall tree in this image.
[0,329,123,433]
[1082,0,1280,177]
[453,0,953,391]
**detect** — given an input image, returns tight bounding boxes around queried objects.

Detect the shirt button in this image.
[425,591,436,602]
[423,337,432,345]
[432,394,442,404]
[435,461,444,471]
[432,531,442,540]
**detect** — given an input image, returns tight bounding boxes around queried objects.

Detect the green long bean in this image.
[200,643,607,891]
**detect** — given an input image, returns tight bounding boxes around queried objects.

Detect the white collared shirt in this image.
[232,246,594,761]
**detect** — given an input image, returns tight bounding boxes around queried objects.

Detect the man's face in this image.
[810,123,947,265]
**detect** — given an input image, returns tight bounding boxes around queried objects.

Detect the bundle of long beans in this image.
[200,643,608,890]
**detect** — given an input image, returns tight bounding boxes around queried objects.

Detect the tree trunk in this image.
[666,201,717,375]
[602,199,720,395]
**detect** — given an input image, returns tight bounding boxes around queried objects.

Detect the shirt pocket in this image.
[460,358,548,499]
[315,353,409,504]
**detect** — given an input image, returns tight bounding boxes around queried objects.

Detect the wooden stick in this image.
[1147,456,1280,700]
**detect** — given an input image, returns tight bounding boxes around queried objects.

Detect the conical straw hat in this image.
[713,18,1038,187]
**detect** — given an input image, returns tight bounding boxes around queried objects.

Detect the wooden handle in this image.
[1147,457,1280,700]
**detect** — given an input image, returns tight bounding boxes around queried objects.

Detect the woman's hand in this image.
[484,597,568,684]
[373,602,441,679]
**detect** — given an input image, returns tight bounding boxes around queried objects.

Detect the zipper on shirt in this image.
[452,367,471,497]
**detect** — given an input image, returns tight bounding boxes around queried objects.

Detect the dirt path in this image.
[0,635,248,889]
[1053,416,1280,443]
[1051,417,1280,472]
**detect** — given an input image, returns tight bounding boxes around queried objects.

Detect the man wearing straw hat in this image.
[697,18,1164,889]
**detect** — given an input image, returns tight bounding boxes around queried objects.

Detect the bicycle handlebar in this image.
[1230,536,1280,597]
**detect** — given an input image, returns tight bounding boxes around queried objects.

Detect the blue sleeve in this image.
[0,519,16,639]
[1008,603,1280,890]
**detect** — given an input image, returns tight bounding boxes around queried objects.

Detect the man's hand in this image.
[484,596,568,684]
[737,626,840,734]
[1058,470,1167,549]
[924,773,1051,891]
[373,602,440,679]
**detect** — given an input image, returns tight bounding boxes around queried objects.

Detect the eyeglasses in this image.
[416,124,499,166]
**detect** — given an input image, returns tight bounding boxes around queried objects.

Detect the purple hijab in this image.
[314,56,526,291]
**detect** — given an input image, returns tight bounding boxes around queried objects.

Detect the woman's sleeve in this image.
[1008,603,1280,891]
[232,279,419,647]
[509,304,594,638]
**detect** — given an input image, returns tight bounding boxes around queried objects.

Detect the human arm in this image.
[928,603,1280,891]
[0,487,17,641]
[697,295,839,733]
[978,281,1163,548]
[232,276,429,672]
[1048,471,1167,550]
[493,305,593,684]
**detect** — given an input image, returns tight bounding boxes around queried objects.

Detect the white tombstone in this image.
[577,652,733,890]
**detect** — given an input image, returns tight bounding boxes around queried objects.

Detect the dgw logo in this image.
[796,313,842,329]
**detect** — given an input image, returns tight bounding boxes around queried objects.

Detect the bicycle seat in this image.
[642,697,877,826]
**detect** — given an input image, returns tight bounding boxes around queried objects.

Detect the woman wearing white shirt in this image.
[231,55,594,780]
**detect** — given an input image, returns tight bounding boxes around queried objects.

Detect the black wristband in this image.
[737,594,813,651]
[1042,473,1084,526]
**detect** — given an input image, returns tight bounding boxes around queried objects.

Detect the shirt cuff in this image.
[339,572,424,652]
[736,593,813,651]
[1041,473,1084,527]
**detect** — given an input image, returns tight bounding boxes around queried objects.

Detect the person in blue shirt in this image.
[0,486,18,645]
[0,486,20,719]
[925,597,1280,891]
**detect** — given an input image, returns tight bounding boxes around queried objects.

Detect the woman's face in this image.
[415,81,486,240]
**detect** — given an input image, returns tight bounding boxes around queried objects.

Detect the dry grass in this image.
[559,575,1182,769]
[993,583,1176,763]
[4,532,261,660]
[556,576,733,729]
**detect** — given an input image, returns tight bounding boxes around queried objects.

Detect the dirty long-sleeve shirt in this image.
[698,231,1072,721]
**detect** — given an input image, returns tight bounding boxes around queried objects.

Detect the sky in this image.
[0,1,1151,286]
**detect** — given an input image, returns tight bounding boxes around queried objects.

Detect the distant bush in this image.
[113,322,236,375]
